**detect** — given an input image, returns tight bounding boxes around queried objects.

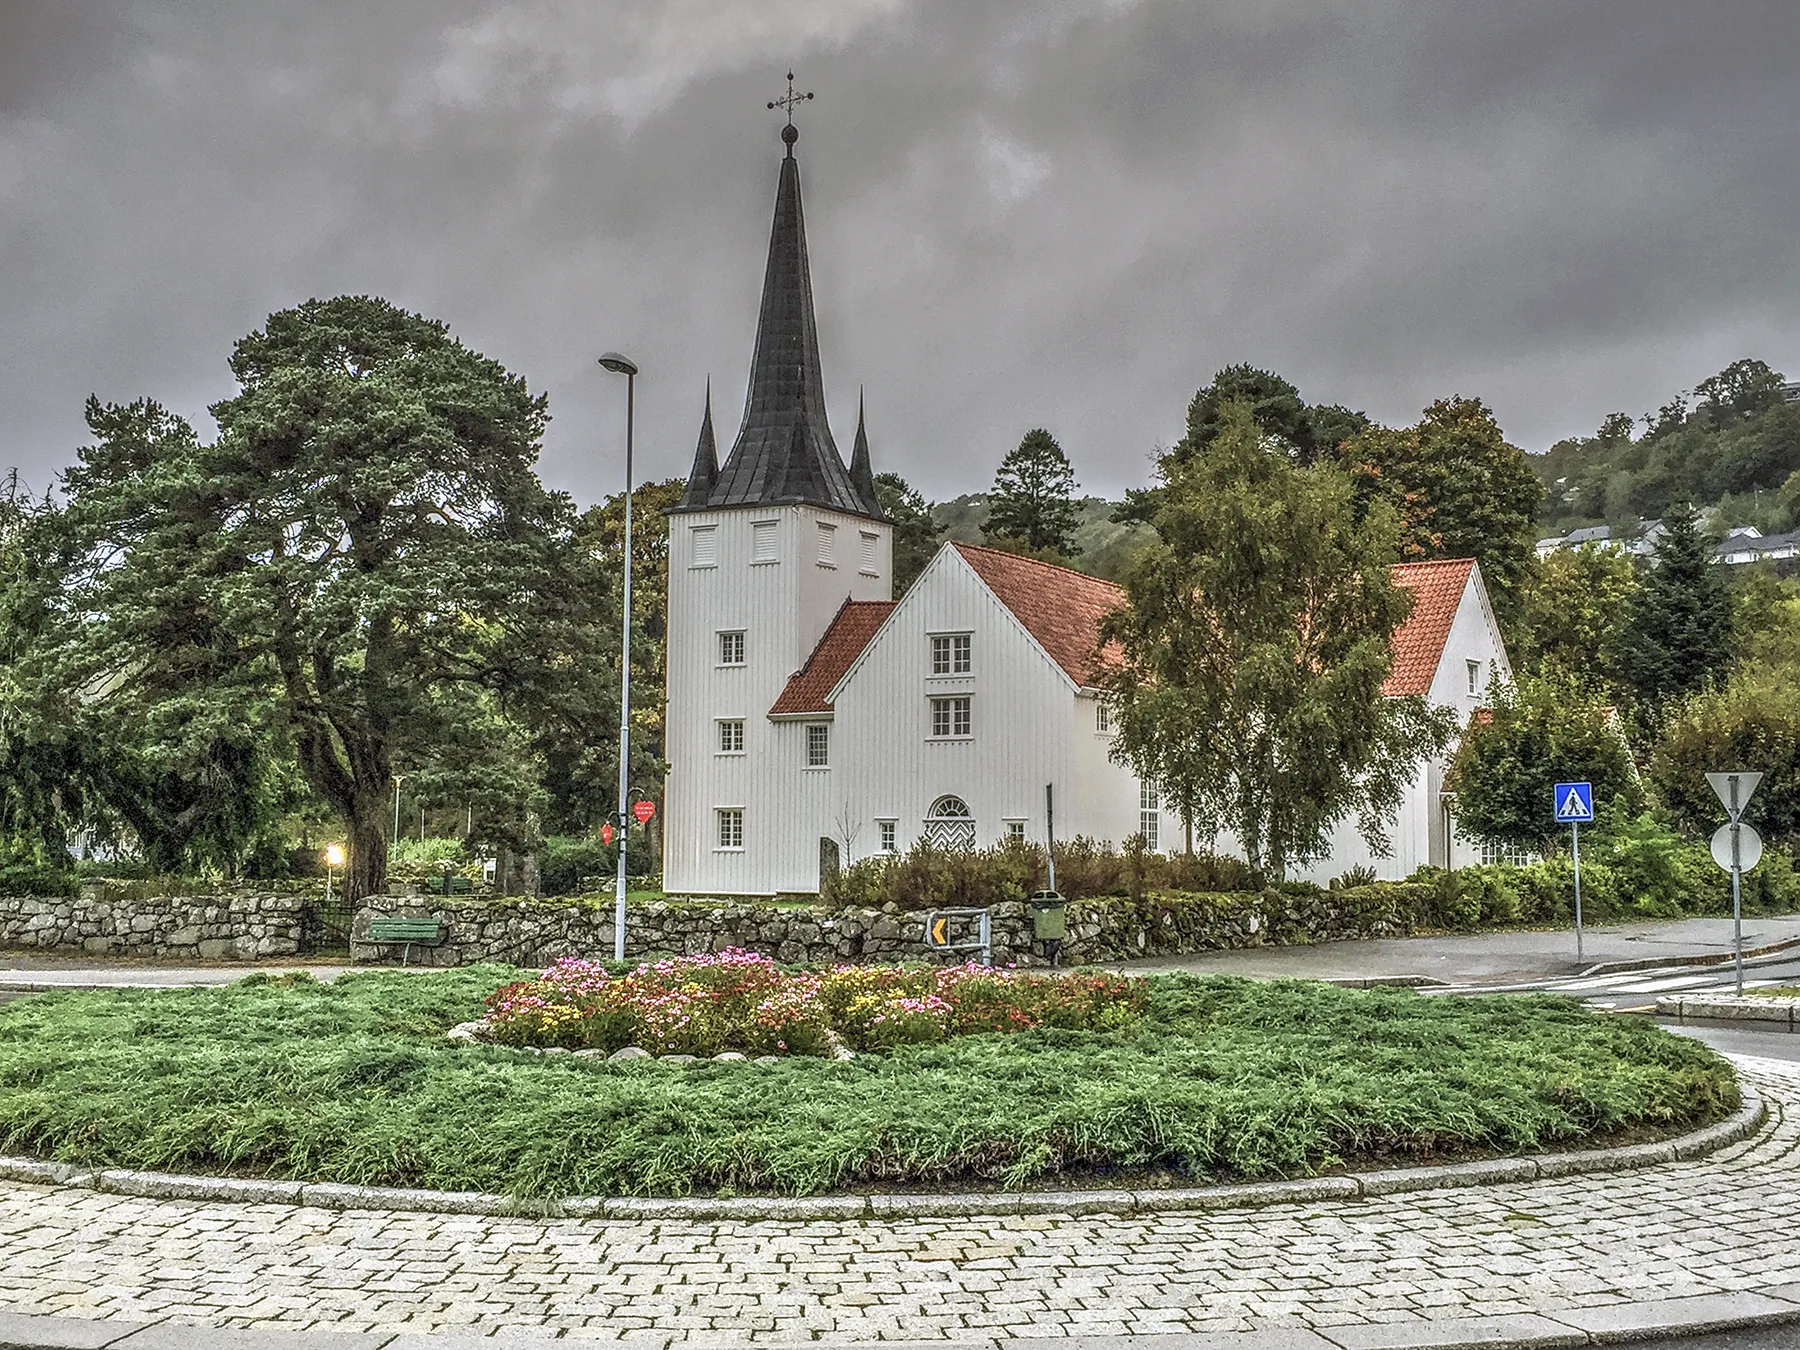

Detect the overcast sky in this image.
[3,1,1798,507]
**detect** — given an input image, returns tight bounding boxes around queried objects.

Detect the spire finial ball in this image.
[781,123,799,147]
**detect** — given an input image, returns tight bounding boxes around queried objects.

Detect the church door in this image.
[925,796,976,851]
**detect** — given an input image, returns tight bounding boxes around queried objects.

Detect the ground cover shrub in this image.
[482,951,1145,1055]
[0,970,1736,1199]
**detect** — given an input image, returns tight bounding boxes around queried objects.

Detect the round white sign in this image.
[1710,822,1763,874]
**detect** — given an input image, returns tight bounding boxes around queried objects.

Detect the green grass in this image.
[0,969,1736,1198]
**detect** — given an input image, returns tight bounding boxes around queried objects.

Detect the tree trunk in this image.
[345,796,389,904]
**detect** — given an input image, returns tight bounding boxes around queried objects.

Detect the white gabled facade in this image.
[826,547,1144,868]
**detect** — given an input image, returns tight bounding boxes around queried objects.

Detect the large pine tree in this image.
[1615,503,1734,724]
[984,428,1080,556]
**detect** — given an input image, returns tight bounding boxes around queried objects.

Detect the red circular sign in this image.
[632,800,656,824]
[600,823,614,845]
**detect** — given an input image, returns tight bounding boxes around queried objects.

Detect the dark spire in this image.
[849,388,882,517]
[674,87,877,520]
[680,378,719,506]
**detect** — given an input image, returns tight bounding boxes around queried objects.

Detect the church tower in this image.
[662,100,893,897]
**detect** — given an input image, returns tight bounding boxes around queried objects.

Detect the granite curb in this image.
[0,1086,1766,1223]
[3,1286,1800,1349]
[1659,992,1800,1026]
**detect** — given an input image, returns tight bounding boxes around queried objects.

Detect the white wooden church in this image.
[661,123,1513,897]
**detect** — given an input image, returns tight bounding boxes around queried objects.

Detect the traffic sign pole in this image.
[1572,820,1583,965]
[1732,816,1743,995]
[1553,782,1594,967]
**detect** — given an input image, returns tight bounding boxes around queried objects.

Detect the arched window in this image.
[925,795,976,850]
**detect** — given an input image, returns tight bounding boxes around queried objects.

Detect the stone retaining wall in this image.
[0,886,306,960]
[349,886,1422,968]
[0,884,1425,968]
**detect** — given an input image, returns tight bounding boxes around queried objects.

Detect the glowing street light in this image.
[324,843,345,904]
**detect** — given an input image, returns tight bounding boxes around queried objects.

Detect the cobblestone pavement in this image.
[0,1056,1796,1346]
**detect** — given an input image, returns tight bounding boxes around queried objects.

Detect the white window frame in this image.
[930,696,972,739]
[752,519,779,565]
[930,633,972,676]
[1004,819,1027,844]
[859,530,880,576]
[716,808,745,851]
[1095,702,1112,734]
[805,723,830,769]
[877,819,898,854]
[816,521,837,568]
[718,631,746,666]
[1478,838,1535,867]
[717,719,745,755]
[689,525,717,569]
[1467,659,1482,695]
[1140,782,1161,852]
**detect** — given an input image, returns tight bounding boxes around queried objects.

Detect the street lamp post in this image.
[599,351,639,962]
[391,774,407,855]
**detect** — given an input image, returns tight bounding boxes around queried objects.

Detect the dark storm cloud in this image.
[2,1,1797,505]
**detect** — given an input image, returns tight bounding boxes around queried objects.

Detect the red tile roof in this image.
[953,543,1127,686]
[774,549,1478,714]
[1383,558,1476,696]
[769,599,896,715]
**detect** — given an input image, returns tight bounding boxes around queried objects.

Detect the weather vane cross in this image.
[767,70,813,151]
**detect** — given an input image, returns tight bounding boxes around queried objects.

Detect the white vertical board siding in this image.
[831,548,1143,871]
[664,504,891,896]
[1295,567,1513,883]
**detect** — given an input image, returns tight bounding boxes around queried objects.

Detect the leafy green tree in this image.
[1448,674,1644,854]
[1335,397,1544,622]
[1614,503,1734,725]
[874,472,944,595]
[1099,400,1456,877]
[45,297,613,901]
[984,428,1080,556]
[1511,544,1639,688]
[1178,364,1316,464]
[1653,596,1800,846]
[1695,358,1789,429]
[1652,670,1800,847]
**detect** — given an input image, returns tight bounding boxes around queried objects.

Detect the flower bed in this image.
[481,950,1144,1055]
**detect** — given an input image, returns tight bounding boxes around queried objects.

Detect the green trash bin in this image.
[1029,891,1067,940]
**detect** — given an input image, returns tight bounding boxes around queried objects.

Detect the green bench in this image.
[365,916,445,967]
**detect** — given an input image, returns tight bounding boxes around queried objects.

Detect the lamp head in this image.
[324,843,345,868]
[598,352,639,377]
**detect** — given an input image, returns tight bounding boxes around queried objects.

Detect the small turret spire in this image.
[680,378,719,506]
[849,387,881,517]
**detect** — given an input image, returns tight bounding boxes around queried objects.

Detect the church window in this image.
[878,819,897,853]
[752,520,779,564]
[1139,783,1160,853]
[719,631,746,665]
[924,795,976,850]
[816,522,837,567]
[718,720,744,754]
[1096,702,1112,733]
[806,724,830,768]
[930,696,971,738]
[859,531,879,576]
[1467,660,1482,695]
[930,633,972,676]
[716,808,744,850]
[1005,820,1026,843]
[689,525,717,568]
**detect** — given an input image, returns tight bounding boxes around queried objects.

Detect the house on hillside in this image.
[660,118,1512,897]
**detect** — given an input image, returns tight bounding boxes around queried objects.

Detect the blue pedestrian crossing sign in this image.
[1554,781,1595,823]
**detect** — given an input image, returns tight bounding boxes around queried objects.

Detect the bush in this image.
[538,834,655,896]
[0,854,74,897]
[823,837,1257,910]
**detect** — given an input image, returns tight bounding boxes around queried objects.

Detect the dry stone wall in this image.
[0,884,1423,967]
[349,887,1421,968]
[0,885,307,960]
